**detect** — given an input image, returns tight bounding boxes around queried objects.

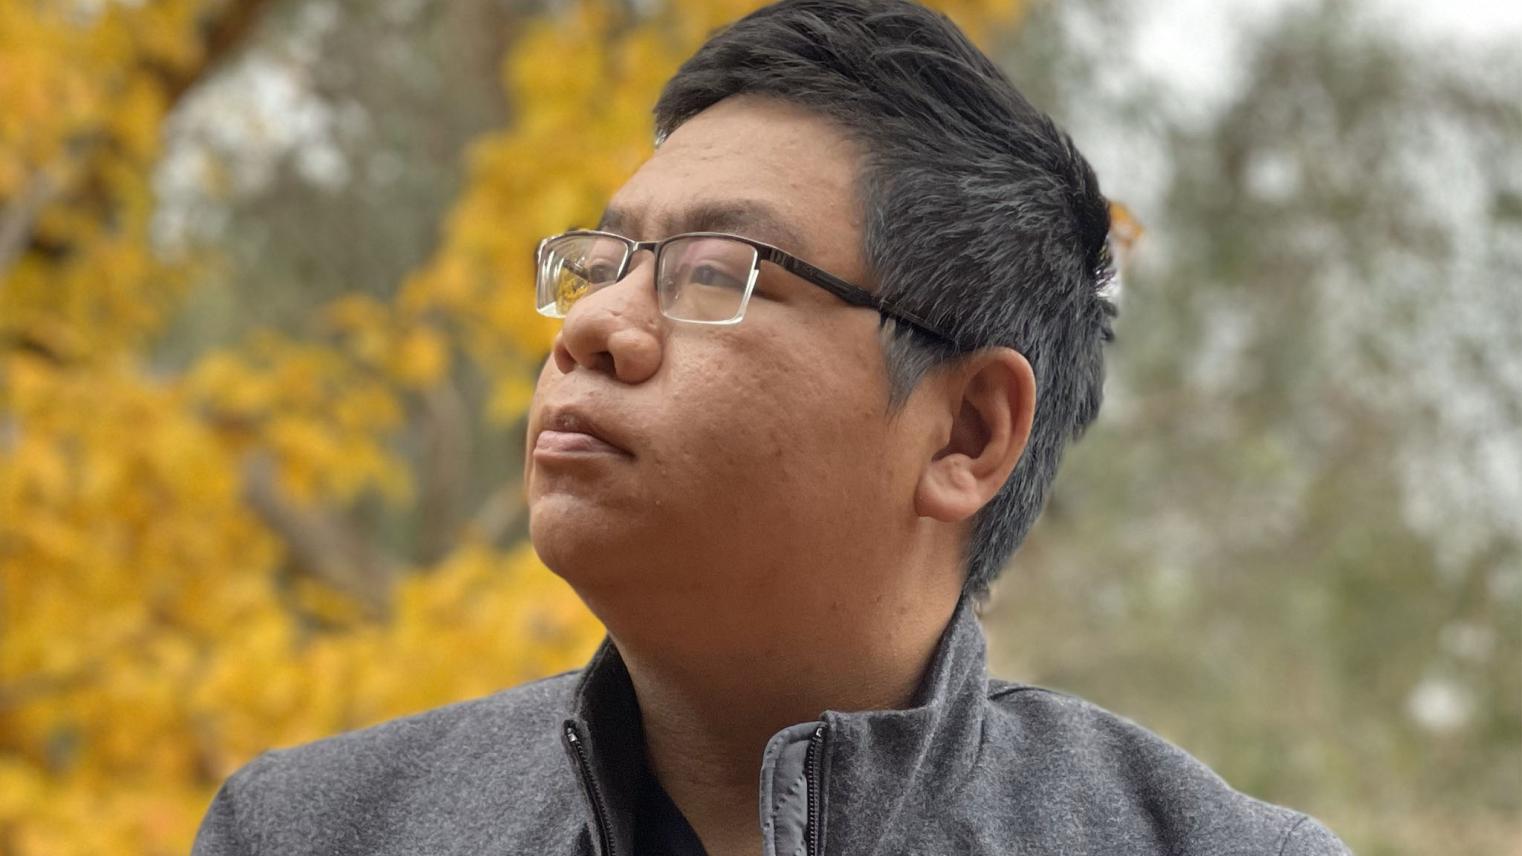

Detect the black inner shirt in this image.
[632,756,710,856]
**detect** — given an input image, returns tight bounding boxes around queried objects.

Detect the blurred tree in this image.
[151,0,521,361]
[987,2,1522,854]
[0,0,269,361]
[0,1,1022,853]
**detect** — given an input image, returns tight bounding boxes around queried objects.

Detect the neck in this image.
[588,571,963,856]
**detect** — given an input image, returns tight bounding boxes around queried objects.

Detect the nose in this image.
[550,256,664,384]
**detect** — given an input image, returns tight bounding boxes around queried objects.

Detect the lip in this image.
[533,407,633,458]
[534,430,627,457]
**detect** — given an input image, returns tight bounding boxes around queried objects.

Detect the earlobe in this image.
[914,454,983,522]
[913,348,1036,523]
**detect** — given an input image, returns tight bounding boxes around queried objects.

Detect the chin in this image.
[529,509,735,601]
[527,504,654,589]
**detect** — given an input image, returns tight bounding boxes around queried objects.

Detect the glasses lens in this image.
[537,234,629,317]
[657,237,758,323]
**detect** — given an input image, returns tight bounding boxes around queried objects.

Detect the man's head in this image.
[525,0,1113,622]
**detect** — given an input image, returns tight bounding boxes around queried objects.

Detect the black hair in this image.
[654,0,1116,596]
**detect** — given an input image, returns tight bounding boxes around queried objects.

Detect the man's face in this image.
[525,96,931,606]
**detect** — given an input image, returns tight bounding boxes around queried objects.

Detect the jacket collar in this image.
[562,641,644,856]
[561,595,989,856]
[814,594,989,854]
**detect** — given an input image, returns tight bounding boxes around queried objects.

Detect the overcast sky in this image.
[1132,0,1522,104]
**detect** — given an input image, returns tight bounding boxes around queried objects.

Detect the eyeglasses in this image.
[534,229,959,347]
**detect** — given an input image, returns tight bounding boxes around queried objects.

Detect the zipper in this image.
[564,722,615,856]
[804,723,827,856]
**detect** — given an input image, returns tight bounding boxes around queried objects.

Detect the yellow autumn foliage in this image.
[0,1,1021,853]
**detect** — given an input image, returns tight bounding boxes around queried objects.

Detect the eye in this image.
[689,262,747,290]
[585,260,622,283]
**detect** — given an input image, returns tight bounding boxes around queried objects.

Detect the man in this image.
[193,1,1350,854]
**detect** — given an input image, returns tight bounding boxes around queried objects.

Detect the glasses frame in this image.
[535,229,961,349]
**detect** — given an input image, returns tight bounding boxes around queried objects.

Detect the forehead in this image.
[605,96,863,258]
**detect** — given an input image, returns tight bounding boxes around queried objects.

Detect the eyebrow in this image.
[597,200,809,255]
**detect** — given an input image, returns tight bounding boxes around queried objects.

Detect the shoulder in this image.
[248,667,579,790]
[193,670,585,856]
[980,680,1350,855]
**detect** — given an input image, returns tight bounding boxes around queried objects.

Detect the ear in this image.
[913,347,1036,523]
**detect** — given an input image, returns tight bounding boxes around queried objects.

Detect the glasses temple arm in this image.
[764,249,962,349]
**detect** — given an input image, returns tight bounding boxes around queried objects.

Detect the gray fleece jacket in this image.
[191,597,1350,855]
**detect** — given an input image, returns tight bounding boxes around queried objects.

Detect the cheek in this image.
[660,328,896,516]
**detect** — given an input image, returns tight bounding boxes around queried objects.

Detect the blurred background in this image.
[0,0,1517,853]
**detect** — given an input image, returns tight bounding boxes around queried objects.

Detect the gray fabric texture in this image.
[191,597,1352,855]
[759,721,818,856]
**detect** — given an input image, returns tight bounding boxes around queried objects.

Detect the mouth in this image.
[533,429,628,457]
[532,407,633,459]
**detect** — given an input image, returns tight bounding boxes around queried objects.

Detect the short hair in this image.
[654,0,1116,596]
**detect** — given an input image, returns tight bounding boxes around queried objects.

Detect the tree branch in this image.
[466,483,526,548]
[417,379,470,564]
[0,0,276,289]
[0,173,59,280]
[240,454,399,616]
[161,0,279,108]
